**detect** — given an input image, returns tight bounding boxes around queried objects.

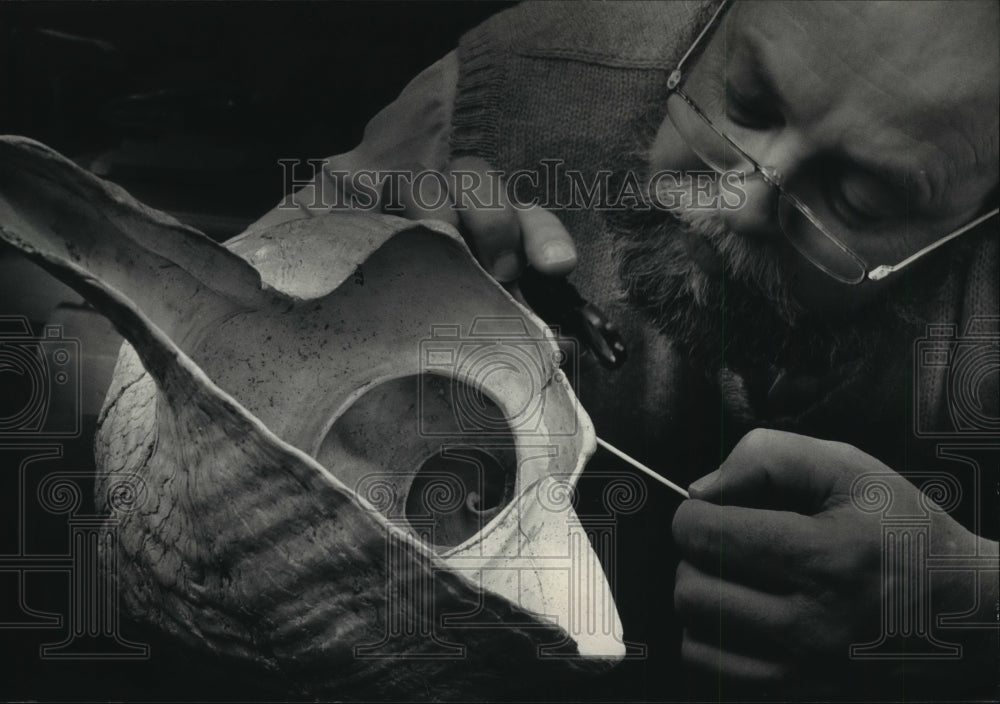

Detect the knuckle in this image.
[463,207,519,245]
[767,661,791,685]
[670,500,699,547]
[835,438,885,474]
[772,594,804,642]
[673,562,695,613]
[735,427,778,456]
[523,204,563,228]
[680,632,702,665]
[788,591,838,656]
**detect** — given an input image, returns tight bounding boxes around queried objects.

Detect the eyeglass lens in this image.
[666,91,868,283]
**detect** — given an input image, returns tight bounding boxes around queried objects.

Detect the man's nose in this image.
[718,135,801,240]
[719,175,779,237]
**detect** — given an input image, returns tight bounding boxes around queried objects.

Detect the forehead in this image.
[721,0,999,212]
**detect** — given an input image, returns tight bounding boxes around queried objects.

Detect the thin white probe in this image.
[596,436,690,499]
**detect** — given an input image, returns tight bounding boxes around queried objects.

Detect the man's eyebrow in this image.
[727,33,785,107]
[848,156,933,204]
[733,30,933,205]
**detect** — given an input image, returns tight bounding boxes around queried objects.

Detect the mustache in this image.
[625,174,804,325]
[669,203,802,324]
[607,172,839,376]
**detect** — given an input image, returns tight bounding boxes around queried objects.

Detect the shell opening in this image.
[314,373,519,551]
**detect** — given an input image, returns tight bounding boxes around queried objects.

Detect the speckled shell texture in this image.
[0,136,621,700]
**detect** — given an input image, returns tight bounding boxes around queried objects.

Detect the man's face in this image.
[609,0,997,380]
[646,0,998,312]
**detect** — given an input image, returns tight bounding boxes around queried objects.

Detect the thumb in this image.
[689,428,880,513]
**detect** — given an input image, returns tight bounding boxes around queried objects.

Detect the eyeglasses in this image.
[666,0,999,284]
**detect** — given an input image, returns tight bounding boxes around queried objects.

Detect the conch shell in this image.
[0,137,625,699]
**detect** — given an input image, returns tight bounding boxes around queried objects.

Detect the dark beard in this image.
[602,170,923,388]
[593,1,938,411]
[609,204,860,377]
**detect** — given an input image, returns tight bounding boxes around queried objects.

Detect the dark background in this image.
[0,0,512,240]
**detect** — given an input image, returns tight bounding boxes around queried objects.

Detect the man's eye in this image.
[831,193,874,228]
[725,86,782,130]
[830,184,886,229]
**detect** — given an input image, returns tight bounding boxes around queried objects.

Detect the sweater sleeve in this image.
[450,13,507,161]
[449,1,711,161]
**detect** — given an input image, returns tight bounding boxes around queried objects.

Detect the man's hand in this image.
[672,428,998,698]
[430,155,577,282]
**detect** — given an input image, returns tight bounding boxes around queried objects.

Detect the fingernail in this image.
[688,470,719,497]
[492,249,521,282]
[541,239,577,267]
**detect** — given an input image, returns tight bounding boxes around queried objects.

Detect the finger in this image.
[674,560,799,653]
[681,633,785,691]
[449,155,523,282]
[688,428,884,513]
[395,166,460,227]
[516,205,577,276]
[672,499,821,589]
